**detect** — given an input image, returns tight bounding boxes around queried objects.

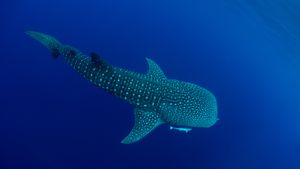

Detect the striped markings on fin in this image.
[121,108,163,144]
[170,126,192,133]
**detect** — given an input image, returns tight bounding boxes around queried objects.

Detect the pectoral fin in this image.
[121,108,163,144]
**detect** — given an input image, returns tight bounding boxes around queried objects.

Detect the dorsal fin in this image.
[146,58,166,80]
[90,52,107,67]
[121,108,163,144]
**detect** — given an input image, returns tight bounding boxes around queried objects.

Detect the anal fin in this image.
[121,108,163,144]
[51,48,60,59]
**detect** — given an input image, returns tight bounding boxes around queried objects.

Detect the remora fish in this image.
[26,31,218,144]
[170,126,192,133]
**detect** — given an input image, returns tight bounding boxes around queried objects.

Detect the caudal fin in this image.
[25,31,63,59]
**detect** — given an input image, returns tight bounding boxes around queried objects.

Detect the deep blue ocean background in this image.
[1,0,300,169]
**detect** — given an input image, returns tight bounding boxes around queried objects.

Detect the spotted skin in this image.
[26,31,218,144]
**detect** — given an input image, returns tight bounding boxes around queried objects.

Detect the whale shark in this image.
[26,31,218,144]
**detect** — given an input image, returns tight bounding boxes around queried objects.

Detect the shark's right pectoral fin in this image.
[121,108,163,144]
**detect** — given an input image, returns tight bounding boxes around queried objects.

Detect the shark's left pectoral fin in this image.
[121,108,163,144]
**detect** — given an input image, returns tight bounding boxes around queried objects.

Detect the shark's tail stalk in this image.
[25,31,63,59]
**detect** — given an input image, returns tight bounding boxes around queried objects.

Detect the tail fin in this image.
[25,31,63,59]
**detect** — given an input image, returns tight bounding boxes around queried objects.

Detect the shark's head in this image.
[160,80,218,128]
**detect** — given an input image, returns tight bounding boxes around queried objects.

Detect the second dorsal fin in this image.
[90,52,107,67]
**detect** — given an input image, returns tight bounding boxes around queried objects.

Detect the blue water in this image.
[1,0,300,169]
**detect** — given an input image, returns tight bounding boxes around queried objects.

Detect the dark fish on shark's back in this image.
[26,31,219,144]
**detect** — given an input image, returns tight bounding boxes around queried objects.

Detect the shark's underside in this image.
[26,31,218,144]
